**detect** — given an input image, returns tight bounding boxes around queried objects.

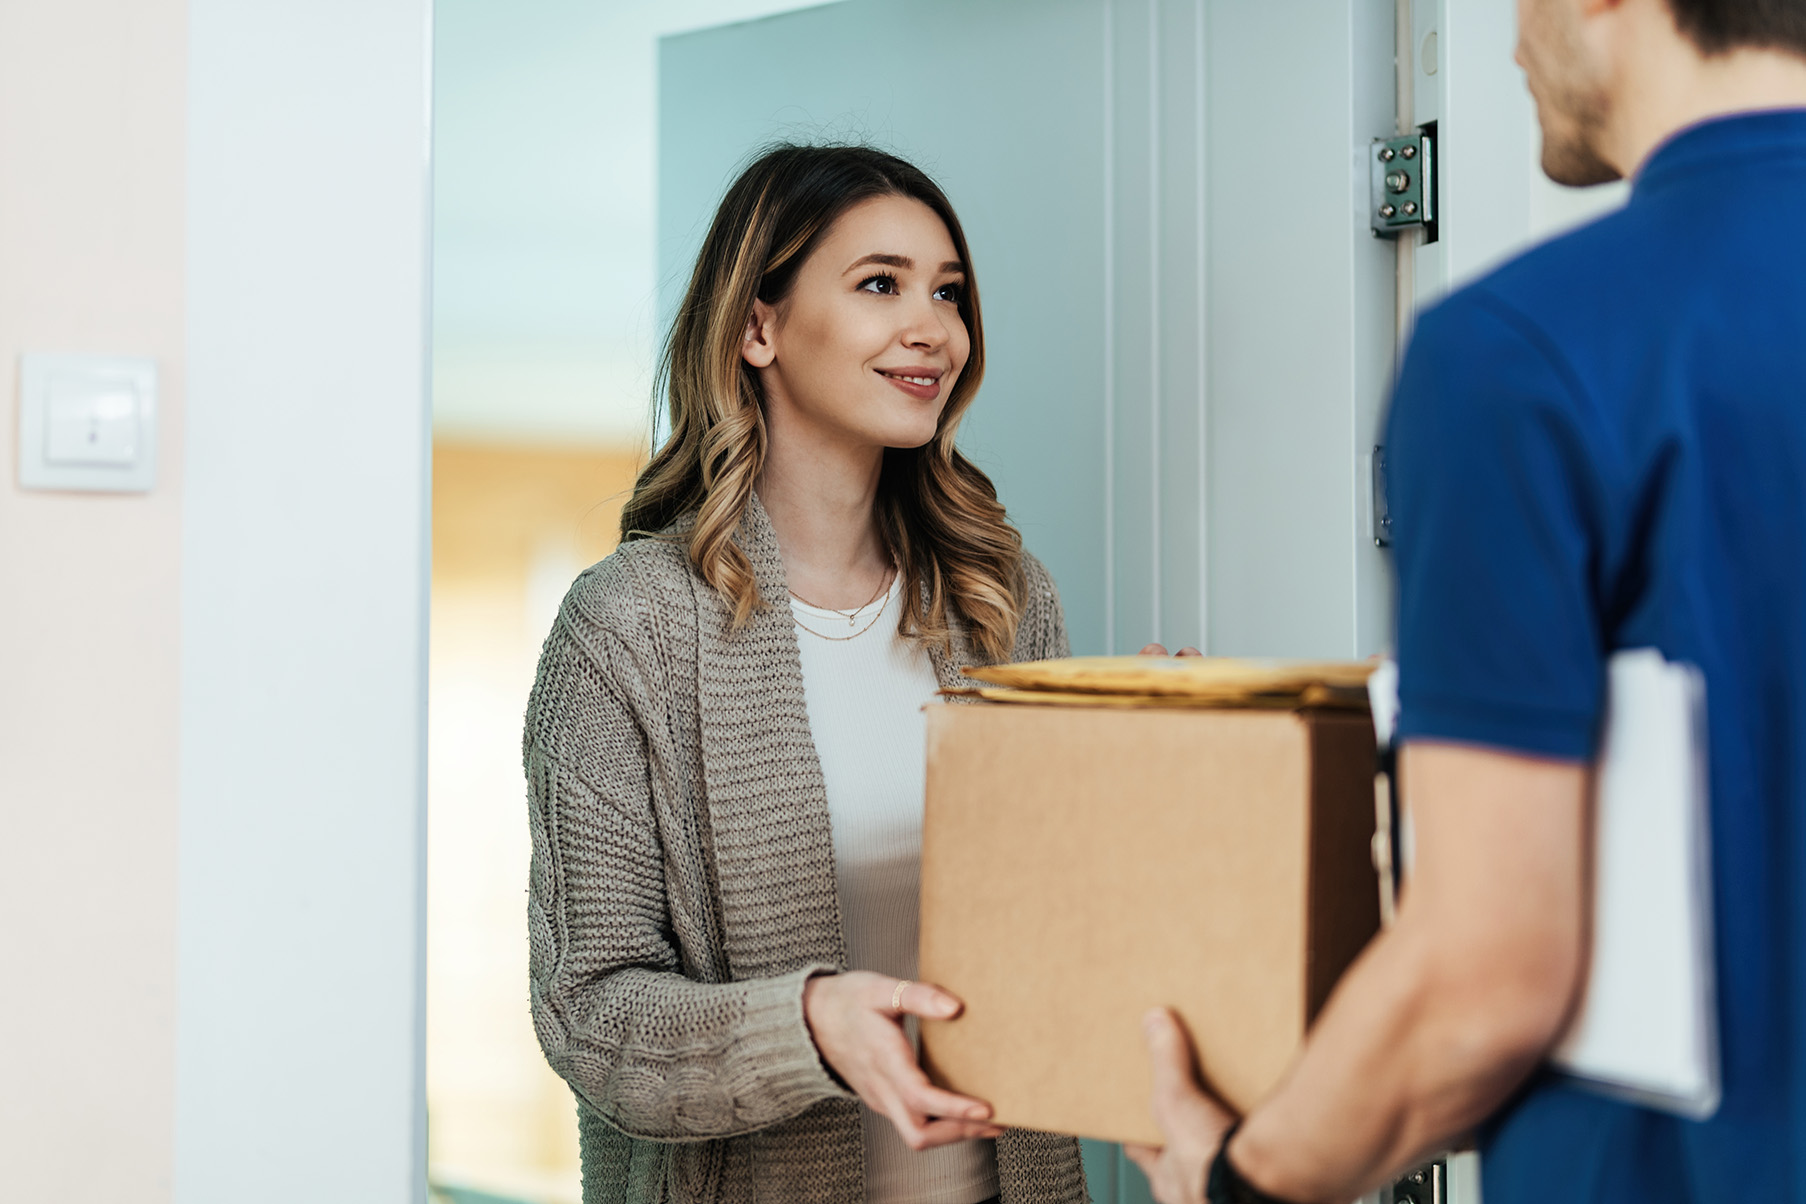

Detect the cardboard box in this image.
[918,701,1380,1145]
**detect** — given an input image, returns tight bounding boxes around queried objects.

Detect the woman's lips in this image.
[877,369,942,401]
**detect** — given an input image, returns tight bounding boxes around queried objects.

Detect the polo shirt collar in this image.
[1635,106,1806,196]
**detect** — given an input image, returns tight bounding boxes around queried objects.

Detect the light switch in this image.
[46,379,141,465]
[18,353,158,492]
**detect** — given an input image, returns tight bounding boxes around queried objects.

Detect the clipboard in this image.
[1549,649,1719,1117]
[1369,649,1720,1119]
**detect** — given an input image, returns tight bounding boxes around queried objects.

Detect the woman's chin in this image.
[868,409,945,452]
[881,428,941,452]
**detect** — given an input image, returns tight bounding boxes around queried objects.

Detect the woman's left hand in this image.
[1139,643,1204,657]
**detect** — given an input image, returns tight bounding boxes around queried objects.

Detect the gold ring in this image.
[891,980,911,1011]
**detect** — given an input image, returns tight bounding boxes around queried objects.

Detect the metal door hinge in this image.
[1371,125,1436,240]
[1387,1157,1447,1204]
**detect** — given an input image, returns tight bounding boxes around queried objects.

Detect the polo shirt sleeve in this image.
[1386,291,1607,762]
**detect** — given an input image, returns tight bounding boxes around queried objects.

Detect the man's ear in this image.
[741,298,778,369]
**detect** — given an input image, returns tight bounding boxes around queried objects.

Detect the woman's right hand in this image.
[802,971,1005,1151]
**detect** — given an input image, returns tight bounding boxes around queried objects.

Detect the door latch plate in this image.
[1371,444,1392,548]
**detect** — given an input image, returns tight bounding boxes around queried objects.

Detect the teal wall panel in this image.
[1081,1137,1118,1203]
[1082,1138,1160,1204]
[659,0,1112,654]
[1105,0,1209,654]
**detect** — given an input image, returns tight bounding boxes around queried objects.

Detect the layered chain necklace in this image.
[789,565,897,642]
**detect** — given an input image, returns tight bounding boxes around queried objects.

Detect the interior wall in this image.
[178,1,432,1201]
[0,0,186,1198]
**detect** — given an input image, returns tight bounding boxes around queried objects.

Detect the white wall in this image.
[0,1,186,1197]
[178,2,432,1202]
[2,4,435,1201]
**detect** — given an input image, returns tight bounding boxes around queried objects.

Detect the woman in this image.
[523,144,1086,1204]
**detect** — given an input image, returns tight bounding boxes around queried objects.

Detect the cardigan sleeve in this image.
[1014,551,1071,662]
[522,609,848,1143]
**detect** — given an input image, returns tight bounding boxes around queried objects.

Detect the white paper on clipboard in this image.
[1370,649,1720,1119]
[1549,648,1719,1118]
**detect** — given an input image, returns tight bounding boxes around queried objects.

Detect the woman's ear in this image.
[741,298,778,369]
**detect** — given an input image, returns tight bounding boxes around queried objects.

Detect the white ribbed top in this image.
[791,575,1000,1204]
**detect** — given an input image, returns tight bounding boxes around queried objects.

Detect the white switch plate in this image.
[18,353,158,492]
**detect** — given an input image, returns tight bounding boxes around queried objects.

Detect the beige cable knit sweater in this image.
[522,494,1089,1204]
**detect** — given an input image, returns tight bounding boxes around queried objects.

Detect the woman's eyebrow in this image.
[842,252,967,276]
[844,252,912,274]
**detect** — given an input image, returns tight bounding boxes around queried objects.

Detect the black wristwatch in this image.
[1207,1123,1301,1204]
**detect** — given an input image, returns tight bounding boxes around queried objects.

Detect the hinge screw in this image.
[1402,201,1418,216]
[1401,144,1417,159]
[1380,204,1397,218]
[1379,147,1396,162]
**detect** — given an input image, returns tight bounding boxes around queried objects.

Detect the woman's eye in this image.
[934,282,964,304]
[858,274,899,295]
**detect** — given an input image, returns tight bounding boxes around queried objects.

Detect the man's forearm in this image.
[1224,746,1588,1202]
[1224,918,1540,1200]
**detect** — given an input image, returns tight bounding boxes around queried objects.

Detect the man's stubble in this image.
[1519,0,1624,186]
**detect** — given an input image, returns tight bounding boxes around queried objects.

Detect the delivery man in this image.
[1125,0,1806,1201]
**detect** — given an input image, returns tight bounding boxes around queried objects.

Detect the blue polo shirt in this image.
[1386,110,1806,1201]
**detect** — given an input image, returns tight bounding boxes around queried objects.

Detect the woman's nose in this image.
[901,297,951,350]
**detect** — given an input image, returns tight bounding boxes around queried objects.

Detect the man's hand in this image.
[1123,1008,1236,1204]
[1207,744,1589,1201]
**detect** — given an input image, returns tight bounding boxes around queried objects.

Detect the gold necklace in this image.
[788,567,894,629]
[790,568,895,641]
[792,603,890,642]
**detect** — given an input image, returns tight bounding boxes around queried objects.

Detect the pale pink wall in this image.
[0,0,185,1199]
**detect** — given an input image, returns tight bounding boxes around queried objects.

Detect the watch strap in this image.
[1206,1122,1300,1204]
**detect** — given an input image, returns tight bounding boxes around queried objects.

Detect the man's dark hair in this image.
[1667,0,1806,55]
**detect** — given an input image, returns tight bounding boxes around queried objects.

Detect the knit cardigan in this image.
[522,494,1089,1204]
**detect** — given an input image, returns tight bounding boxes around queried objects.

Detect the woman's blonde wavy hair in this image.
[621,143,1026,661]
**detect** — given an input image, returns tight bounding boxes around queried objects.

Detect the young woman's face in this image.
[745,194,970,453]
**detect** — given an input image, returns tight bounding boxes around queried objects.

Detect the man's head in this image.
[1517,0,1806,185]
